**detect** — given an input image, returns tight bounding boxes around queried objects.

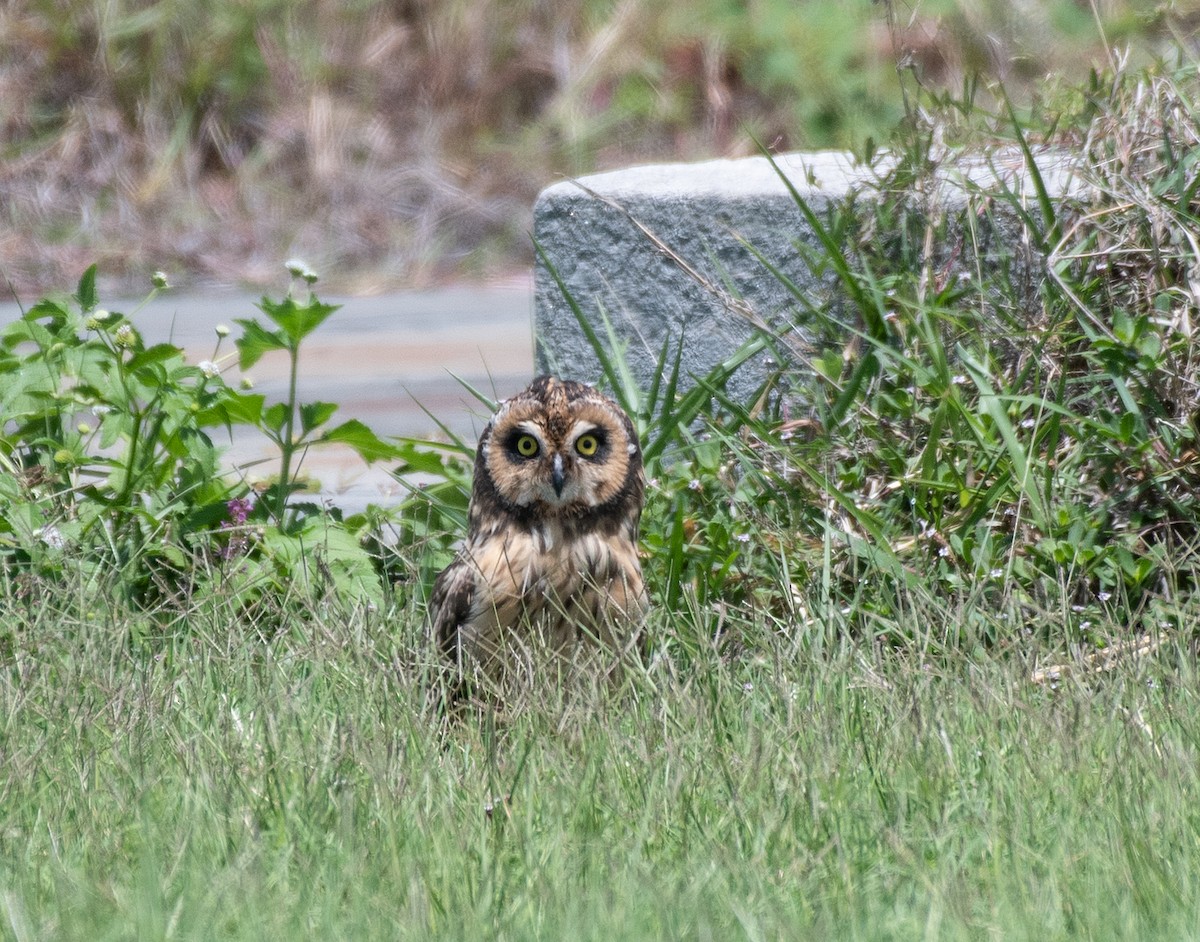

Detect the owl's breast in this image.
[459,520,645,659]
[475,522,604,607]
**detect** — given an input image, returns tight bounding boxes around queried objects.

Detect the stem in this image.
[275,337,301,526]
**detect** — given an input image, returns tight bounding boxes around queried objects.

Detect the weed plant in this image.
[0,262,396,623]
[737,52,1200,653]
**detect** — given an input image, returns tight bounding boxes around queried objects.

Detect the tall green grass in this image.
[2,587,1199,940]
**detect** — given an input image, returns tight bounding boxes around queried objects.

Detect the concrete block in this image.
[532,148,1077,402]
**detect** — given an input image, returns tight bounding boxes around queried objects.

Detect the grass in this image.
[4,584,1200,940]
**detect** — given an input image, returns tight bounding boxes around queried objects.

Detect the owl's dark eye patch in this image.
[574,430,608,459]
[507,431,541,459]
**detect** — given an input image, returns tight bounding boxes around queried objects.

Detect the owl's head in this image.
[472,376,644,525]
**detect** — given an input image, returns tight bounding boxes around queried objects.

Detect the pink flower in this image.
[226,497,254,525]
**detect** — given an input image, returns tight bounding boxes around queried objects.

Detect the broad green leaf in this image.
[257,296,340,344]
[198,391,266,427]
[76,265,98,311]
[127,344,186,372]
[391,439,472,476]
[318,420,400,463]
[234,318,288,369]
[257,520,383,604]
[99,409,132,449]
[4,316,59,350]
[299,401,338,435]
[18,297,73,330]
[263,402,290,436]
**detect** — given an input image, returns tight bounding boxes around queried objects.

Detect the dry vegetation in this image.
[1,0,1193,297]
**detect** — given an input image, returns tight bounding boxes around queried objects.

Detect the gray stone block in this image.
[533,148,1077,403]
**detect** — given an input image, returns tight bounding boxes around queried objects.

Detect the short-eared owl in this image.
[430,376,647,685]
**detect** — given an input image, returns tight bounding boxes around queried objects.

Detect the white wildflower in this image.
[36,526,65,550]
[285,259,318,283]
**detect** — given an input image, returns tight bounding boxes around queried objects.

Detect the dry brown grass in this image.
[0,0,1191,297]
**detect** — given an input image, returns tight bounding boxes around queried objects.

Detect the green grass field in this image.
[3,587,1199,940]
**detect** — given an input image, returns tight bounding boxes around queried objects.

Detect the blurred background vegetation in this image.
[1,0,1196,295]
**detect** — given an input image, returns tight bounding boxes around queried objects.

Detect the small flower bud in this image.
[240,376,255,390]
[76,422,91,435]
[151,271,170,289]
[284,258,318,284]
[215,323,230,338]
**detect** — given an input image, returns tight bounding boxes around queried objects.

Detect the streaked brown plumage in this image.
[430,376,647,687]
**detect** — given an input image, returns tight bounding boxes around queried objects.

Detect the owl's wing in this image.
[429,556,476,660]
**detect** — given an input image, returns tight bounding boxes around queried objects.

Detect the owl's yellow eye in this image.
[515,434,540,458]
[575,434,599,457]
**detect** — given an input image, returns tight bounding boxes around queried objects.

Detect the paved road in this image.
[0,282,536,511]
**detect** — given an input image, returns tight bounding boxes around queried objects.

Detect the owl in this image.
[429,375,648,689]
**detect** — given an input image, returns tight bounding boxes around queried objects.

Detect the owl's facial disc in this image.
[484,384,638,516]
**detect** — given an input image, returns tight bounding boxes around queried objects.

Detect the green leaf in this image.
[126,344,186,373]
[814,349,843,381]
[20,298,72,327]
[3,317,57,350]
[258,296,340,345]
[299,401,338,436]
[197,391,265,428]
[318,420,401,463]
[234,319,288,369]
[264,402,290,436]
[960,348,1050,528]
[99,409,132,449]
[391,438,473,475]
[76,265,98,311]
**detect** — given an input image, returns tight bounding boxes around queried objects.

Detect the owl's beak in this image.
[551,454,566,497]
